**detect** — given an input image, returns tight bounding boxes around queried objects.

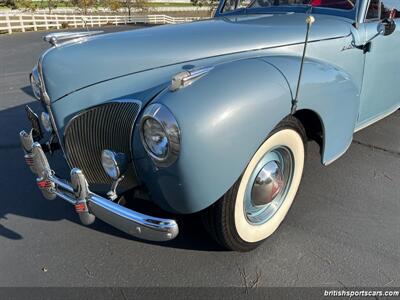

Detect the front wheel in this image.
[202,117,306,251]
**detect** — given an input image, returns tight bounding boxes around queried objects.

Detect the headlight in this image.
[143,118,169,158]
[40,112,53,133]
[140,103,180,167]
[30,67,41,100]
[101,150,127,180]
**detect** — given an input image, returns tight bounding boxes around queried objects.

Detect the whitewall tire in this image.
[202,117,306,251]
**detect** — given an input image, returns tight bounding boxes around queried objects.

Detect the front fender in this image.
[134,58,292,214]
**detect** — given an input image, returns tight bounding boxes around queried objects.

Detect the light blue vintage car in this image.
[21,0,399,251]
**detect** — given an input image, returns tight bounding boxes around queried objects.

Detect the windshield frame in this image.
[214,0,362,21]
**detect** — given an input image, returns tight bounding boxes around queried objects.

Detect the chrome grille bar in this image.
[64,101,141,185]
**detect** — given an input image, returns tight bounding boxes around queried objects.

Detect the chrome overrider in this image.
[19,130,179,242]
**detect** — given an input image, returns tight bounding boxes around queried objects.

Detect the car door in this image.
[357,0,400,128]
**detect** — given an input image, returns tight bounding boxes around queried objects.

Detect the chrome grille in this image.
[64,101,141,186]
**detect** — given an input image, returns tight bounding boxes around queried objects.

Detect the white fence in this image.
[0,14,203,34]
[0,6,211,15]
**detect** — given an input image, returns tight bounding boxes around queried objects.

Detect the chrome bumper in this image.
[19,130,179,242]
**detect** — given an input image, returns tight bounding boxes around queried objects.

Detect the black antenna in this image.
[291,15,315,115]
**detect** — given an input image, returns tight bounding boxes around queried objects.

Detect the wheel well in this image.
[293,109,324,152]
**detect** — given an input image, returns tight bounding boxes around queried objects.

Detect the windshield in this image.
[222,0,357,13]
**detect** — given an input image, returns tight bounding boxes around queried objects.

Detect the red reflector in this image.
[37,179,52,189]
[75,203,87,213]
[25,156,34,166]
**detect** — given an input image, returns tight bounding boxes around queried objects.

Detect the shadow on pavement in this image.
[20,85,34,98]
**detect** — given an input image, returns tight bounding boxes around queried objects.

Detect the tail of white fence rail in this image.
[0,14,202,34]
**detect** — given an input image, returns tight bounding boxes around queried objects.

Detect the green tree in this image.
[71,0,96,14]
[102,0,121,12]
[191,0,219,17]
[39,0,58,13]
[15,0,38,12]
[121,0,149,17]
[1,0,17,9]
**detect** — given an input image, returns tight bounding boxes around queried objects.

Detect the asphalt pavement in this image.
[0,26,399,288]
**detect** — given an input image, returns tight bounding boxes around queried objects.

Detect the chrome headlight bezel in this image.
[30,67,42,100]
[140,103,180,168]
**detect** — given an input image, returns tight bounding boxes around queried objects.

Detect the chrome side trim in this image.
[43,31,103,47]
[30,66,41,100]
[170,66,214,91]
[37,49,51,105]
[36,47,67,159]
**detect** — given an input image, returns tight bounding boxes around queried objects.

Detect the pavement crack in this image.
[84,266,94,278]
[336,279,347,288]
[119,289,128,300]
[379,268,393,287]
[238,266,262,293]
[352,140,400,157]
[373,170,394,182]
[309,250,332,266]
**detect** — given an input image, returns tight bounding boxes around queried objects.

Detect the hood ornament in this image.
[291,15,315,115]
[43,31,103,47]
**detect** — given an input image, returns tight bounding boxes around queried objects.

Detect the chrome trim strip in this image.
[43,31,103,47]
[186,66,214,80]
[30,66,41,100]
[170,66,214,91]
[36,47,68,160]
[37,48,52,106]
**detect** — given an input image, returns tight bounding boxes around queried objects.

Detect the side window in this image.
[222,0,251,13]
[366,0,400,20]
[222,0,237,12]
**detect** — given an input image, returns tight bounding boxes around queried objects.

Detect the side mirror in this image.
[380,8,397,36]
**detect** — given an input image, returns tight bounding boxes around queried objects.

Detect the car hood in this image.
[41,13,352,101]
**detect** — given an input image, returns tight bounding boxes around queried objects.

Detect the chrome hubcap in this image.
[245,147,294,225]
[251,160,284,206]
